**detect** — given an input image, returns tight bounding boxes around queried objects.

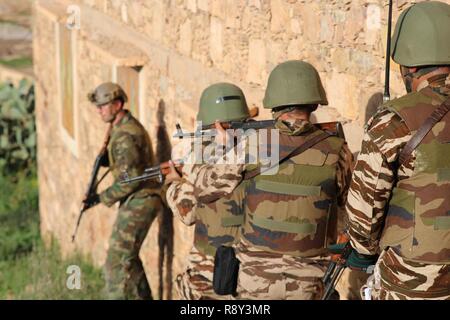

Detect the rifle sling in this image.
[398,98,450,166]
[244,131,332,180]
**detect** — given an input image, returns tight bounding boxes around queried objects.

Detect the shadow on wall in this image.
[155,99,174,300]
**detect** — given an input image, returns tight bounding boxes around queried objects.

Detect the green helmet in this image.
[87,82,128,106]
[263,60,328,109]
[391,1,450,67]
[197,82,250,126]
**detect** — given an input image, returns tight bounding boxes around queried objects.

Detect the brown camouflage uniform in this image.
[99,110,162,300]
[187,119,353,300]
[167,142,245,300]
[346,74,450,300]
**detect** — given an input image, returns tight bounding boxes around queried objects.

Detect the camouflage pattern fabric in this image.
[99,111,162,299]
[175,246,234,300]
[183,119,353,300]
[100,111,159,206]
[104,194,161,299]
[234,239,329,300]
[242,119,353,257]
[346,74,450,299]
[167,140,246,299]
[363,248,450,300]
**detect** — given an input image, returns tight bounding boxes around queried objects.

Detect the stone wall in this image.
[34,0,450,299]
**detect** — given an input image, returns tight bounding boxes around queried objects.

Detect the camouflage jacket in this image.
[241,119,353,256]
[346,74,450,262]
[188,119,353,208]
[167,141,245,256]
[178,119,353,257]
[99,111,159,207]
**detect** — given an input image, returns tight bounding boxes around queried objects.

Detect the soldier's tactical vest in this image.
[193,183,245,257]
[379,88,450,264]
[242,129,345,257]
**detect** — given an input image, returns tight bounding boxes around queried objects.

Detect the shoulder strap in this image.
[243,131,332,180]
[398,98,450,166]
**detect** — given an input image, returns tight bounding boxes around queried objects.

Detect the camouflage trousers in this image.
[362,248,450,300]
[104,193,161,300]
[175,246,234,300]
[234,240,329,300]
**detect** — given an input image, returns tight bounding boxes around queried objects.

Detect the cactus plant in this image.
[0,79,36,174]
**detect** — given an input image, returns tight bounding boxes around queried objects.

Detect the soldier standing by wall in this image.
[165,83,249,299]
[86,82,163,299]
[345,1,450,300]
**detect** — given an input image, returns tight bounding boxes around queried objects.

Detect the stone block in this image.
[179,18,192,56]
[209,17,223,64]
[325,72,359,121]
[246,38,266,85]
[270,0,289,32]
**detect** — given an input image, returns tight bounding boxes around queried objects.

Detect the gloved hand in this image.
[83,193,100,209]
[328,242,378,273]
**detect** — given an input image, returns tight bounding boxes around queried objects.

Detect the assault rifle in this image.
[71,125,112,242]
[174,120,346,140]
[119,160,184,185]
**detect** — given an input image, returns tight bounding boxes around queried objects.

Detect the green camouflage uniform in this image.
[100,110,162,300]
[167,143,245,300]
[346,74,450,300]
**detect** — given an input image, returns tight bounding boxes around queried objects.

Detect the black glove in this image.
[83,193,100,209]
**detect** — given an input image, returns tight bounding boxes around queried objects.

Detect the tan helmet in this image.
[87,82,128,106]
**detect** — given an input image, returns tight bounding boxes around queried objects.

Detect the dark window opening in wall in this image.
[58,24,75,139]
[117,66,142,119]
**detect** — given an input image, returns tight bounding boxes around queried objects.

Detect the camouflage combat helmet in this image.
[391,1,450,67]
[263,60,328,109]
[87,82,128,106]
[197,82,250,126]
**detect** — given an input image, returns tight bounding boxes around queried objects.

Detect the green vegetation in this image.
[0,80,106,299]
[0,79,36,174]
[0,171,106,300]
[0,57,33,69]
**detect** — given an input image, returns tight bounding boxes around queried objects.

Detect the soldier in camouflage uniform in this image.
[233,60,353,300]
[346,1,450,300]
[186,61,354,300]
[166,83,249,300]
[87,82,163,299]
